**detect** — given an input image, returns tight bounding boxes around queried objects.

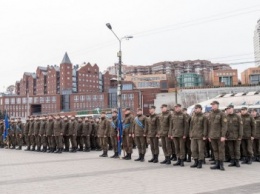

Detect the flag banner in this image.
[4,113,9,140]
[117,108,123,156]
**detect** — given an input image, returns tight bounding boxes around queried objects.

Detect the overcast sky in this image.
[0,0,259,91]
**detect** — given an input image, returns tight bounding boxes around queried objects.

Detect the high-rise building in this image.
[254,19,260,66]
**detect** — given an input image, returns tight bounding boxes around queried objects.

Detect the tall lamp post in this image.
[106,23,133,109]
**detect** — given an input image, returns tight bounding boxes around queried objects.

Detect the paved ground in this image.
[0,148,260,194]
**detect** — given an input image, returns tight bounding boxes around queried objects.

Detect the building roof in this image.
[61,52,72,64]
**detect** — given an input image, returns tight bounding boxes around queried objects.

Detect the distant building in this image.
[178,73,203,88]
[212,69,238,86]
[241,67,260,85]
[254,19,260,66]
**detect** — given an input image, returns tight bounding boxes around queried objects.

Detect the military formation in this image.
[1,100,260,171]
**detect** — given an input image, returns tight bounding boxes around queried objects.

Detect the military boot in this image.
[173,158,181,166]
[235,159,240,167]
[187,155,191,162]
[166,156,171,165]
[114,152,119,159]
[37,147,41,152]
[219,161,225,171]
[180,159,184,167]
[125,153,131,160]
[99,151,105,157]
[47,148,52,153]
[190,159,198,168]
[140,154,145,162]
[110,152,116,158]
[16,146,22,150]
[24,146,31,151]
[228,159,236,167]
[171,154,177,161]
[135,154,142,161]
[197,160,203,169]
[59,148,63,153]
[148,155,155,163]
[241,157,248,164]
[210,160,220,170]
[247,157,252,164]
[153,154,158,163]
[31,146,35,151]
[77,146,83,151]
[102,151,108,157]
[160,157,167,164]
[54,148,60,153]
[72,147,77,153]
[42,147,47,153]
[122,153,129,160]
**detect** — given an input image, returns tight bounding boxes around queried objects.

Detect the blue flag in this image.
[4,113,9,140]
[117,108,123,156]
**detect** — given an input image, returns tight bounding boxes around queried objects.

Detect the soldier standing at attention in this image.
[8,119,16,149]
[251,109,260,162]
[15,118,24,150]
[189,104,208,169]
[159,104,172,165]
[46,116,55,153]
[183,108,192,162]
[54,116,63,153]
[69,116,78,153]
[24,118,31,151]
[109,111,119,158]
[241,107,256,164]
[76,118,83,151]
[0,121,4,148]
[82,117,90,152]
[208,101,227,171]
[225,105,243,167]
[97,112,110,157]
[29,117,36,151]
[169,104,188,167]
[146,106,160,163]
[39,116,47,152]
[122,108,134,160]
[132,108,147,162]
[62,116,70,152]
[34,117,41,152]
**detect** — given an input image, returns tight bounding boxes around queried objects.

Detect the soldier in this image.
[241,107,255,164]
[169,104,188,167]
[251,109,260,161]
[0,121,4,148]
[146,106,160,163]
[77,118,83,151]
[189,104,208,169]
[97,112,110,157]
[54,116,63,153]
[132,108,147,162]
[28,117,35,151]
[69,116,78,153]
[183,108,192,162]
[34,117,41,152]
[24,118,31,151]
[225,105,243,167]
[82,117,92,152]
[90,117,97,150]
[109,111,119,158]
[159,104,172,165]
[62,116,70,152]
[122,108,134,160]
[8,119,16,149]
[15,118,24,150]
[46,116,55,153]
[208,101,227,171]
[39,116,47,152]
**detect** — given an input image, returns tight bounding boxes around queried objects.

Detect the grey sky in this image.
[0,0,259,91]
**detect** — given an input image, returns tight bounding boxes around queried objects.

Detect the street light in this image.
[106,23,133,109]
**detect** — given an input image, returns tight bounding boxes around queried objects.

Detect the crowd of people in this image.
[0,100,259,171]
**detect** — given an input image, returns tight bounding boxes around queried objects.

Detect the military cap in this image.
[161,104,167,108]
[241,107,248,110]
[182,108,187,111]
[174,104,182,107]
[150,106,156,109]
[194,104,202,109]
[125,107,131,111]
[210,101,219,105]
[226,105,234,109]
[113,110,118,114]
[137,108,142,111]
[251,108,258,112]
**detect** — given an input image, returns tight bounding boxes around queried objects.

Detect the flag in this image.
[4,113,9,140]
[117,108,123,156]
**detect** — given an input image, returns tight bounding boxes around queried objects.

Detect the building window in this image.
[22,98,26,104]
[46,97,50,103]
[52,96,56,102]
[40,97,44,103]
[74,95,79,102]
